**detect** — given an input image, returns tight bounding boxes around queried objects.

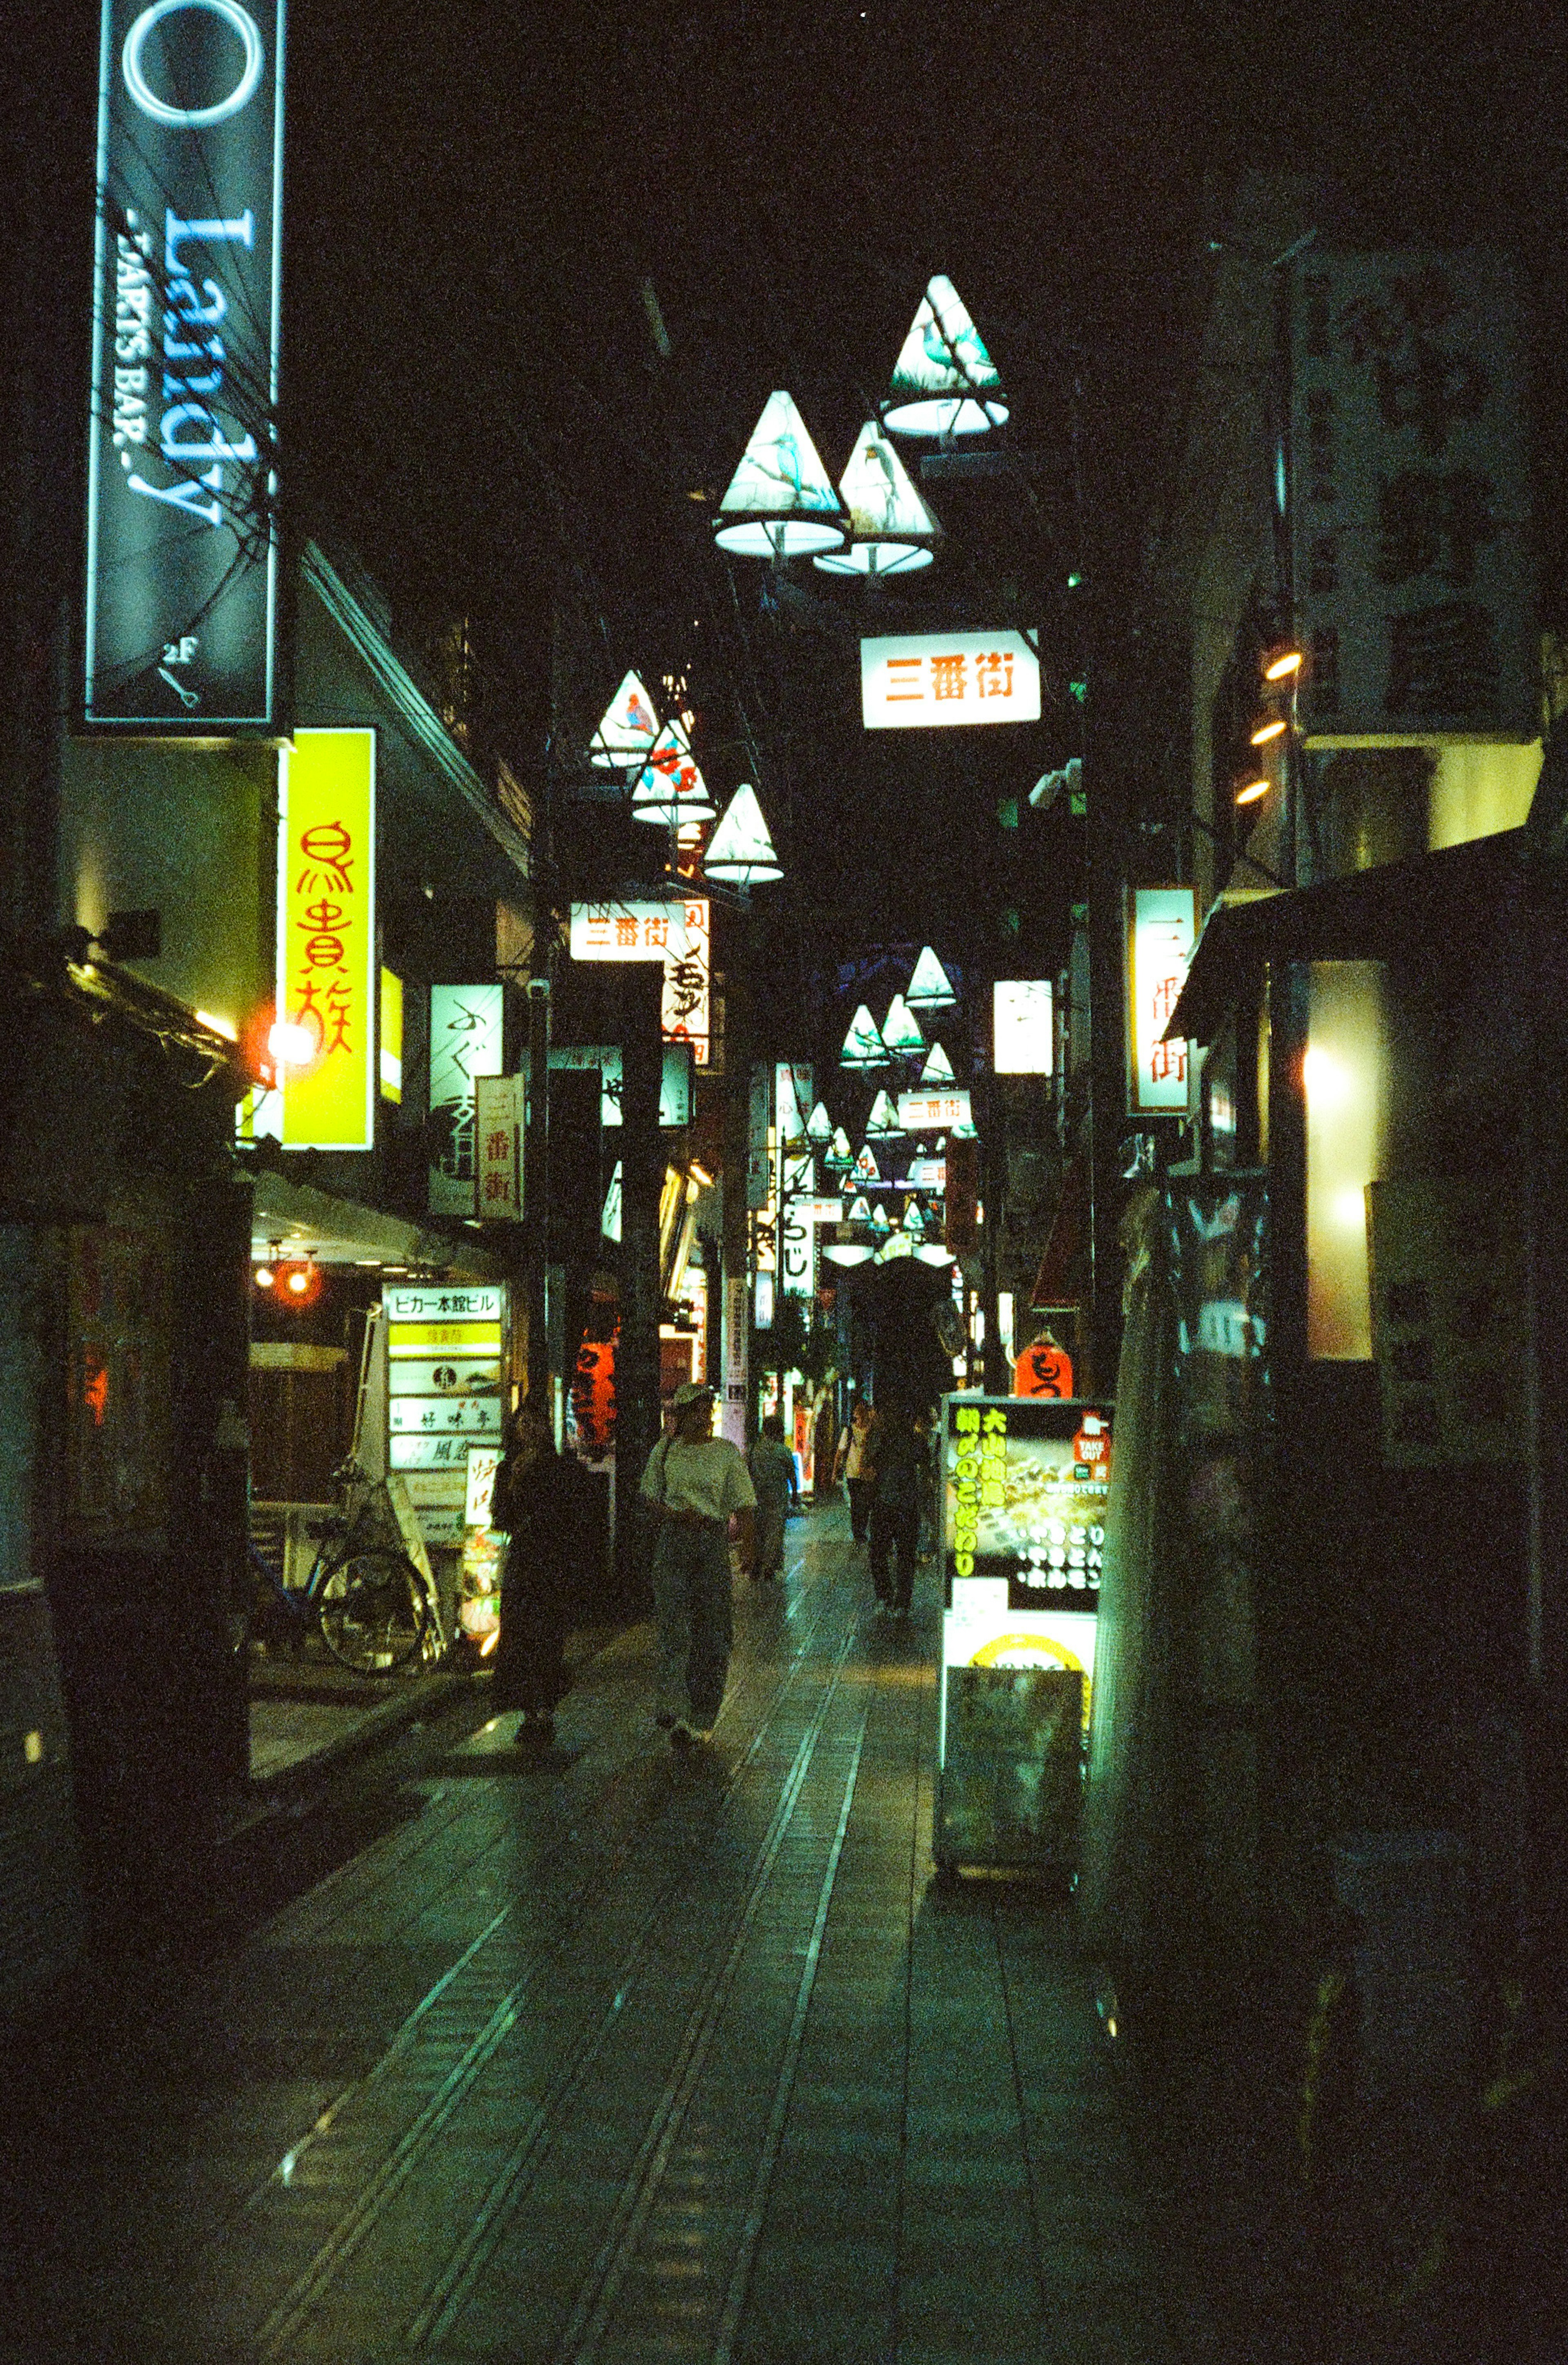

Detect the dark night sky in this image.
[276,0,1568,1031]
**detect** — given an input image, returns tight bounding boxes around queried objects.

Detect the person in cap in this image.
[640,1382,756,1746]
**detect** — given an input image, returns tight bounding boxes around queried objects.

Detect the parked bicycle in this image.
[248,1459,442,1678]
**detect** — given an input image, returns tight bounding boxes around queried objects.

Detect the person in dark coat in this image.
[868,1402,924,1618]
[489,1404,582,1748]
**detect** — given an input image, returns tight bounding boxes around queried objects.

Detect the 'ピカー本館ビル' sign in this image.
[85,0,286,729]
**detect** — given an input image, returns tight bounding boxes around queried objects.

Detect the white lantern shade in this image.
[866,1088,901,1138]
[589,670,659,769]
[853,1144,881,1183]
[632,718,717,824]
[839,1002,889,1069]
[702,782,782,884]
[829,1127,855,1170]
[812,421,940,577]
[870,1203,891,1234]
[714,392,847,557]
[848,1194,873,1222]
[920,1040,956,1086]
[806,1101,833,1142]
[905,944,958,1010]
[882,993,925,1054]
[882,276,1008,438]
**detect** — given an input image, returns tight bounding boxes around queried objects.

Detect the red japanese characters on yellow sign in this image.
[280,729,376,1149]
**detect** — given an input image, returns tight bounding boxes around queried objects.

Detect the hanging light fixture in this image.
[866,1088,901,1139]
[824,1242,875,1267]
[826,1127,855,1174]
[848,1193,873,1223]
[713,392,847,559]
[870,1203,891,1235]
[839,1003,890,1070]
[904,946,957,1011]
[813,420,940,579]
[702,783,782,885]
[805,1101,833,1143]
[919,1040,956,1087]
[852,1143,882,1184]
[588,669,659,770]
[631,719,717,826]
[881,992,925,1056]
[881,276,1008,439]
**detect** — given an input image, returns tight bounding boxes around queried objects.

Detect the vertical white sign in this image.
[430,985,503,1214]
[1128,889,1197,1116]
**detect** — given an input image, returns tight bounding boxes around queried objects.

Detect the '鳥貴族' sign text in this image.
[861,632,1040,729]
[279,729,374,1149]
[85,0,285,729]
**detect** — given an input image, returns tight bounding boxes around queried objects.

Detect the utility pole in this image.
[523,971,551,1406]
[614,962,664,1602]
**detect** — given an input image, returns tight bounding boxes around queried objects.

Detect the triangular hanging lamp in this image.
[828,1127,854,1171]
[881,276,1007,439]
[588,669,659,769]
[853,1144,881,1183]
[905,945,958,1010]
[813,420,940,579]
[882,993,925,1054]
[631,719,716,825]
[870,1203,891,1235]
[848,1194,873,1223]
[919,1040,955,1086]
[702,783,782,885]
[839,1003,889,1070]
[806,1101,833,1143]
[866,1088,901,1139]
[903,1201,926,1237]
[713,391,847,559]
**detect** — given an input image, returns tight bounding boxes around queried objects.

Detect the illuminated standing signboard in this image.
[278,729,374,1149]
[1128,887,1197,1116]
[861,631,1040,729]
[85,0,286,730]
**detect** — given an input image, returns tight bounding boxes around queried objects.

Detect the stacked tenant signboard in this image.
[386,1285,506,1546]
[86,0,286,730]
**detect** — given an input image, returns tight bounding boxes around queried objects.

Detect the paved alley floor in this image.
[19,1510,1176,2365]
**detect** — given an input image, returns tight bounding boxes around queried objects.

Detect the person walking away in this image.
[833,1400,879,1543]
[489,1404,583,1750]
[747,1414,798,1582]
[641,1382,756,1746]
[869,1404,922,1618]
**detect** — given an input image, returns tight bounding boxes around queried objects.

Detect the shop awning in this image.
[1165,827,1528,1048]
[249,1167,502,1276]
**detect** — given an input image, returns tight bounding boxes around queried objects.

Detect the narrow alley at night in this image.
[4,2,1568,2360]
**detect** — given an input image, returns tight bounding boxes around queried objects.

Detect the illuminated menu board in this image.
[384,1284,506,1545]
[944,1396,1110,1612]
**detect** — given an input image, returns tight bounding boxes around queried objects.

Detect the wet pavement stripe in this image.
[541,1655,866,2363]
[405,1621,861,2349]
[246,1600,858,2354]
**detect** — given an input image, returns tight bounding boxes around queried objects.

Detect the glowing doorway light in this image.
[905,945,957,1011]
[702,784,782,885]
[713,392,847,559]
[589,669,659,769]
[881,276,1008,439]
[840,1003,889,1069]
[919,1040,955,1087]
[813,420,940,578]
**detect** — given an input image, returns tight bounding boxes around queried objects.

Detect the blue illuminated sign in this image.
[84,0,286,730]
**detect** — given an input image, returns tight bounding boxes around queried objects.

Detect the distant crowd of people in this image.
[483,1381,936,1759]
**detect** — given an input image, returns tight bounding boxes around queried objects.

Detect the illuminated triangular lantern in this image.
[849,1194,873,1223]
[853,1144,881,1183]
[828,1127,854,1170]
[882,276,1007,438]
[814,421,940,579]
[920,1040,955,1086]
[870,1203,891,1234]
[806,1101,833,1142]
[589,670,659,769]
[632,719,716,825]
[840,1003,888,1069]
[903,1202,926,1237]
[882,993,925,1054]
[905,945,957,1010]
[702,783,781,884]
[714,392,846,558]
[866,1089,901,1139]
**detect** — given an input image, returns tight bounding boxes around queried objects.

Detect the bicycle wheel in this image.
[316,1548,428,1676]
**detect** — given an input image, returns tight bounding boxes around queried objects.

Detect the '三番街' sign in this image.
[85,0,286,730]
[861,632,1040,729]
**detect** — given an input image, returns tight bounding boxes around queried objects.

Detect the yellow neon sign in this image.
[280,729,376,1149]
